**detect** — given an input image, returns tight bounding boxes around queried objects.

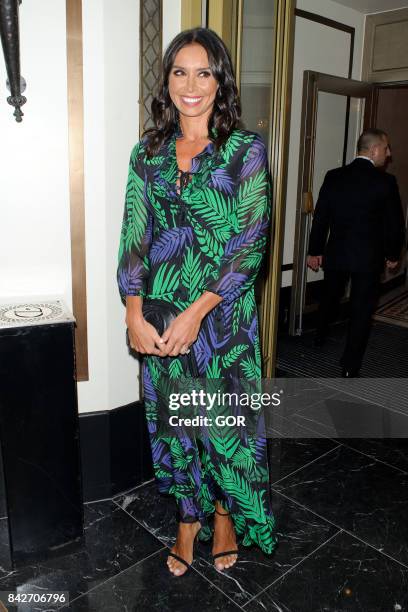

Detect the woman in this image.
[117,27,277,577]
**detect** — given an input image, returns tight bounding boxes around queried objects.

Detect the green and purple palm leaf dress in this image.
[117,126,278,554]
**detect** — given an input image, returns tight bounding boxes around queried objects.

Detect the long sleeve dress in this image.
[117,125,278,554]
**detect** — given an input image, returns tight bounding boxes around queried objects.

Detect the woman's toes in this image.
[215,554,237,570]
[167,554,188,576]
[168,557,176,572]
[172,560,185,576]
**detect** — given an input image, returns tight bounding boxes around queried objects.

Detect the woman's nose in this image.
[186,74,196,92]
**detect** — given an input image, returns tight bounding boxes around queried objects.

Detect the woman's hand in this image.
[160,291,223,357]
[127,317,167,356]
[126,296,166,356]
[160,307,203,357]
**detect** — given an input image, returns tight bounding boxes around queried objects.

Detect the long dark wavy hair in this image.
[143,27,241,157]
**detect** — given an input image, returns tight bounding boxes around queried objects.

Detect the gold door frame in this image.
[260,0,295,377]
[181,0,203,29]
[181,0,295,377]
[181,0,242,77]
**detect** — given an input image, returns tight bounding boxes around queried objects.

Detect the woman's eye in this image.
[173,69,185,76]
[199,71,211,77]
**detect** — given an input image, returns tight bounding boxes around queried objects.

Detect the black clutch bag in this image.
[127,299,200,377]
[142,299,180,337]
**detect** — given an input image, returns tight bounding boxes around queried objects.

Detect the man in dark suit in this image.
[307,128,405,377]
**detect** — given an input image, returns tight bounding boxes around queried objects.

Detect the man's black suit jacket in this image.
[308,158,405,272]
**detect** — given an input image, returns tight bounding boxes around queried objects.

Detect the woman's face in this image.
[168,43,219,120]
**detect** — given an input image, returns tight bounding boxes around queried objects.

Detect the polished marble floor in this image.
[0,382,407,611]
[277,320,408,378]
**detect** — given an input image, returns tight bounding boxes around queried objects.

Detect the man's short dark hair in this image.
[357,128,387,153]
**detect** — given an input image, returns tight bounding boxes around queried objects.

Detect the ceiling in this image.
[333,0,408,13]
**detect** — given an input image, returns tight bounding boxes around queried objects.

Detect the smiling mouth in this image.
[180,96,203,105]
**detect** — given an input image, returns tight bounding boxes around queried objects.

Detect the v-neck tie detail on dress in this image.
[178,169,192,192]
[174,170,191,302]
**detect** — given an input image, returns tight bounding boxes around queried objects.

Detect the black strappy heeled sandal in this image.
[212,508,239,568]
[167,524,201,576]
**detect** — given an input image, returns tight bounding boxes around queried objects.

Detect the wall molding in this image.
[363,8,408,83]
[66,0,88,381]
[295,9,355,79]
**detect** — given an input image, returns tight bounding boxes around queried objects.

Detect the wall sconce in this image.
[0,0,26,122]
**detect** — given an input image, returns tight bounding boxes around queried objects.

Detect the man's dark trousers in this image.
[309,158,405,373]
[317,268,381,371]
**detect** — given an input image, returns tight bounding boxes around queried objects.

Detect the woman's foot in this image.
[167,521,201,577]
[212,502,238,570]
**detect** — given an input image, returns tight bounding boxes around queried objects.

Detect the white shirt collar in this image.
[355,155,375,166]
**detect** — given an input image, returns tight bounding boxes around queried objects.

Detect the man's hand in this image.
[385,259,399,270]
[307,255,323,271]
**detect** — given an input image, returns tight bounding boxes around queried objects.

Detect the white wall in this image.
[282,0,366,287]
[0,0,72,304]
[163,0,182,52]
[78,0,142,413]
[80,0,181,412]
[79,0,108,411]
[1,0,182,413]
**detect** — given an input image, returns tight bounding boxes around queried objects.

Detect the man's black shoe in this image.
[341,368,360,378]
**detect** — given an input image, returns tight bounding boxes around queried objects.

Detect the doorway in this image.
[275,71,408,378]
[373,83,408,291]
[288,71,375,337]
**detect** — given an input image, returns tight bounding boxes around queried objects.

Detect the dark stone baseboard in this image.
[79,401,153,502]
